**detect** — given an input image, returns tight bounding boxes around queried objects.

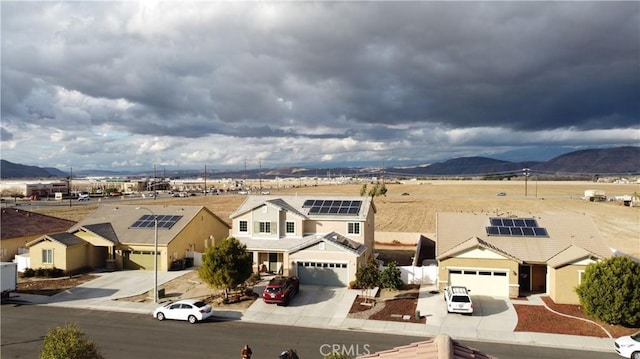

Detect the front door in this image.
[519,265,531,293]
[269,253,279,273]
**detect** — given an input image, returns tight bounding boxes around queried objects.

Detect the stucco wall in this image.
[1,235,36,262]
[28,240,66,270]
[549,265,583,304]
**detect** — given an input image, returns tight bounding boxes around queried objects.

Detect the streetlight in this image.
[136,206,159,303]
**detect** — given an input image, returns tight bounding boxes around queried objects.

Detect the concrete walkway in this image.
[9,271,616,354]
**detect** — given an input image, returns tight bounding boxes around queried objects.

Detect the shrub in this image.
[40,323,104,359]
[22,268,35,278]
[247,272,262,285]
[380,261,404,290]
[35,268,45,277]
[576,256,640,326]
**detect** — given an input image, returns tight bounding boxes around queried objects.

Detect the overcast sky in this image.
[1,1,638,172]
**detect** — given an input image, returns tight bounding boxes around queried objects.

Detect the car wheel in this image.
[156,312,165,321]
[188,315,197,324]
[632,352,640,359]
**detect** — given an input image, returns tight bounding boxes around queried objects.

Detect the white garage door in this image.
[449,269,509,297]
[297,262,348,287]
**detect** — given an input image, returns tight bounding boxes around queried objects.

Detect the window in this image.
[347,222,361,235]
[285,221,295,234]
[239,220,248,233]
[259,221,271,233]
[42,249,53,264]
[578,270,585,285]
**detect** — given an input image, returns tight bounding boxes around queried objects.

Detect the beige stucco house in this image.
[26,205,230,274]
[230,195,376,286]
[436,212,612,304]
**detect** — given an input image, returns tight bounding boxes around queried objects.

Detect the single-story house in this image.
[356,334,493,359]
[0,208,76,263]
[436,212,612,304]
[230,195,376,286]
[26,205,230,274]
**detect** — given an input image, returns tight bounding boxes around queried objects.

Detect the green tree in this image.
[40,323,104,359]
[576,256,640,326]
[355,258,380,304]
[359,184,367,196]
[366,183,388,197]
[380,261,404,290]
[198,237,253,299]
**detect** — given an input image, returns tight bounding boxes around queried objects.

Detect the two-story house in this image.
[230,195,376,286]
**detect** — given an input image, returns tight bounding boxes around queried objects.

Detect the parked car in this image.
[78,194,90,201]
[153,299,213,324]
[496,192,507,196]
[615,331,640,359]
[263,276,299,306]
[444,286,473,314]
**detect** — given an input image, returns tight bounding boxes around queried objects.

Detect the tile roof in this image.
[81,223,120,244]
[357,334,493,359]
[230,195,375,221]
[436,212,612,263]
[547,245,604,268]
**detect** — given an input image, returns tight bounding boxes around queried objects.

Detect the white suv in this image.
[444,286,473,315]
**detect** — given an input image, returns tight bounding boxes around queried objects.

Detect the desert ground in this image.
[34,180,639,257]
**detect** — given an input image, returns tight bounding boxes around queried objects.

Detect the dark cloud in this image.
[1,1,638,170]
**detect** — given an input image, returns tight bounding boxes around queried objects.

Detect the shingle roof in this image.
[438,236,523,263]
[357,334,493,359]
[547,245,604,268]
[27,232,86,248]
[288,232,368,255]
[436,212,612,263]
[1,208,75,240]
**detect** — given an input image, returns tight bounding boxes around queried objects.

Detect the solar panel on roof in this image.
[306,199,362,215]
[130,215,183,230]
[486,217,548,237]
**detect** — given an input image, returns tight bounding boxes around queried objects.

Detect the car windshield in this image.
[631,331,640,341]
[193,301,207,308]
[452,296,471,303]
[265,287,282,293]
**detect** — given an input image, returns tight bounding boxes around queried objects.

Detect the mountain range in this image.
[1,146,638,180]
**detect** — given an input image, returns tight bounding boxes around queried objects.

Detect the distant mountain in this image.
[532,146,640,175]
[2,146,638,179]
[0,160,65,179]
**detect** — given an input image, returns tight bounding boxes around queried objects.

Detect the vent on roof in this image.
[486,217,548,237]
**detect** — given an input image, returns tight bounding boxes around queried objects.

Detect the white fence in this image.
[398,264,438,285]
[186,251,203,267]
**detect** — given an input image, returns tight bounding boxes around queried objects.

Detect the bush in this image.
[35,268,45,277]
[21,268,35,278]
[247,272,262,285]
[576,256,640,326]
[40,323,104,359]
[380,262,404,290]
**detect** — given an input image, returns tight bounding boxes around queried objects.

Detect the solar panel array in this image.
[130,215,183,230]
[486,217,548,237]
[302,199,362,215]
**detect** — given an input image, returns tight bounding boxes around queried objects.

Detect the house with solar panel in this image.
[435,212,612,304]
[229,195,376,286]
[25,205,230,274]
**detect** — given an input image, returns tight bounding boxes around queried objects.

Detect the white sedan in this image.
[153,299,213,324]
[615,331,640,359]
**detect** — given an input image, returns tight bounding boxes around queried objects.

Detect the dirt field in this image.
[34,180,639,256]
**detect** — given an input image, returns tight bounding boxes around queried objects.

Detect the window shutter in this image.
[253,222,260,233]
[270,221,277,234]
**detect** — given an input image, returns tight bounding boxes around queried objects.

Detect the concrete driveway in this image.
[417,288,518,341]
[243,284,358,328]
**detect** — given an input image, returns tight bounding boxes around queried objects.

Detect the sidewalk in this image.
[10,271,616,354]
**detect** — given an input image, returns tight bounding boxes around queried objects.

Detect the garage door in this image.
[123,250,158,270]
[297,262,348,286]
[448,269,509,297]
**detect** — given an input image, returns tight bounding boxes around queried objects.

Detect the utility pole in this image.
[523,167,530,196]
[259,158,262,191]
[204,164,207,196]
[68,167,72,208]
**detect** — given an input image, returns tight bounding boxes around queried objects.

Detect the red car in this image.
[262,276,299,306]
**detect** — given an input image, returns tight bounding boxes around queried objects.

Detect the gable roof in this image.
[357,334,493,359]
[28,232,86,248]
[67,205,229,246]
[547,245,605,268]
[230,195,375,221]
[289,231,368,255]
[81,223,120,244]
[436,212,612,264]
[438,236,523,263]
[1,208,75,240]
